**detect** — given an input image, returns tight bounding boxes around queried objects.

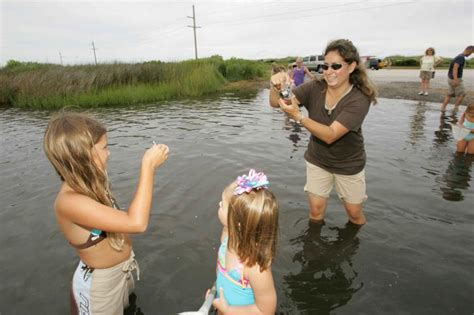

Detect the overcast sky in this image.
[1,0,473,66]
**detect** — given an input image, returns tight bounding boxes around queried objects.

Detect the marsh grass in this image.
[0,56,269,109]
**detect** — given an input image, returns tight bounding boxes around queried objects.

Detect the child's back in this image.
[212,169,278,314]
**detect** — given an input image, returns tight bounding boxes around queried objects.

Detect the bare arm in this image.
[269,72,290,108]
[279,96,350,144]
[453,63,460,80]
[55,144,169,233]
[213,266,277,315]
[304,67,316,79]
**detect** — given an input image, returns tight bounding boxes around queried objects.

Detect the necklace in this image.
[325,85,353,115]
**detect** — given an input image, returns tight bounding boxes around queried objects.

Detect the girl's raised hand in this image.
[212,288,229,314]
[143,143,169,170]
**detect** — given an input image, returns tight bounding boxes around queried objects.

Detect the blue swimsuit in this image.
[216,237,255,306]
[463,119,474,141]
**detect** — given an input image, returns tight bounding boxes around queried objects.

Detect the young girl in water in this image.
[456,103,474,154]
[43,111,169,314]
[212,169,278,314]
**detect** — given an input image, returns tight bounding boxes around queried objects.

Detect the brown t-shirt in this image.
[293,79,371,175]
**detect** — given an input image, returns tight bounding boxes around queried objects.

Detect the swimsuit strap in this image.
[217,237,251,288]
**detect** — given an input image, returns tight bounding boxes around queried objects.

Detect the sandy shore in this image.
[369,69,473,107]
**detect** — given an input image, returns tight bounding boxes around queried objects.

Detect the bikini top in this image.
[70,195,117,250]
[71,229,107,250]
[463,118,474,129]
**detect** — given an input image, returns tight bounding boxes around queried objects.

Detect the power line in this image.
[203,0,367,27]
[209,1,414,28]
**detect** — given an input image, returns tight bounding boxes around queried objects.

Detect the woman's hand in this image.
[270,72,290,90]
[212,288,230,314]
[142,143,169,170]
[278,96,302,121]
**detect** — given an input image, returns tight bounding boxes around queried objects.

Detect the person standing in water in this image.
[291,57,316,87]
[211,169,278,314]
[270,39,377,226]
[43,112,169,314]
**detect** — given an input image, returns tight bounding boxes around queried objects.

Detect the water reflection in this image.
[433,111,458,148]
[408,101,428,145]
[284,221,363,314]
[124,293,144,315]
[282,116,304,158]
[438,153,473,201]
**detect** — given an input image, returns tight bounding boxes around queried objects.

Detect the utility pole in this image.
[91,41,98,65]
[187,5,201,60]
[59,51,63,65]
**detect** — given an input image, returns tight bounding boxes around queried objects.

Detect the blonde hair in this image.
[43,111,125,251]
[223,181,279,271]
[466,103,474,114]
[324,39,378,104]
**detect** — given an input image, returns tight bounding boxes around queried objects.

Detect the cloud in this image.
[1,0,472,65]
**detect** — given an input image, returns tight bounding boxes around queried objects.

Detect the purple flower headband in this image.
[234,169,269,195]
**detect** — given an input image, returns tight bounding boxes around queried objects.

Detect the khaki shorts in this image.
[447,79,466,97]
[71,251,139,314]
[304,161,367,204]
[419,71,432,80]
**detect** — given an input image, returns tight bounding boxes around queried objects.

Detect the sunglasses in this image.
[321,63,345,71]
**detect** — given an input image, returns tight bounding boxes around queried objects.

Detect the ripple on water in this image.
[0,96,472,313]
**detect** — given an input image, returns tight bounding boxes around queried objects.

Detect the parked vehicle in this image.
[302,55,325,73]
[367,58,383,70]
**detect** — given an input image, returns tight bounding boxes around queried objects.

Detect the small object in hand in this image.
[280,87,292,104]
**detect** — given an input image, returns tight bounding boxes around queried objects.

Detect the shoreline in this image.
[233,75,473,107]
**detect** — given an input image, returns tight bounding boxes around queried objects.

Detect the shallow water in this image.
[0,90,473,314]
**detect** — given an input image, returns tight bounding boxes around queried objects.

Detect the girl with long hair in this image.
[43,111,169,314]
[211,169,278,314]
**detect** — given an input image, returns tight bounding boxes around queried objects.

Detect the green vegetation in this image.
[386,55,473,68]
[0,56,269,109]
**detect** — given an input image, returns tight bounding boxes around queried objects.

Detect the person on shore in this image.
[211,169,278,314]
[418,47,441,96]
[269,39,377,226]
[456,103,474,154]
[43,111,169,313]
[291,57,316,87]
[441,45,474,111]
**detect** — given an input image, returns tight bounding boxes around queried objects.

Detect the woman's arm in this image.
[278,97,350,144]
[55,144,169,233]
[213,266,277,315]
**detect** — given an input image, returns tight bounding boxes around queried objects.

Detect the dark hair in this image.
[324,39,378,104]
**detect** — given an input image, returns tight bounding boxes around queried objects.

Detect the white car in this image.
[302,55,325,73]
